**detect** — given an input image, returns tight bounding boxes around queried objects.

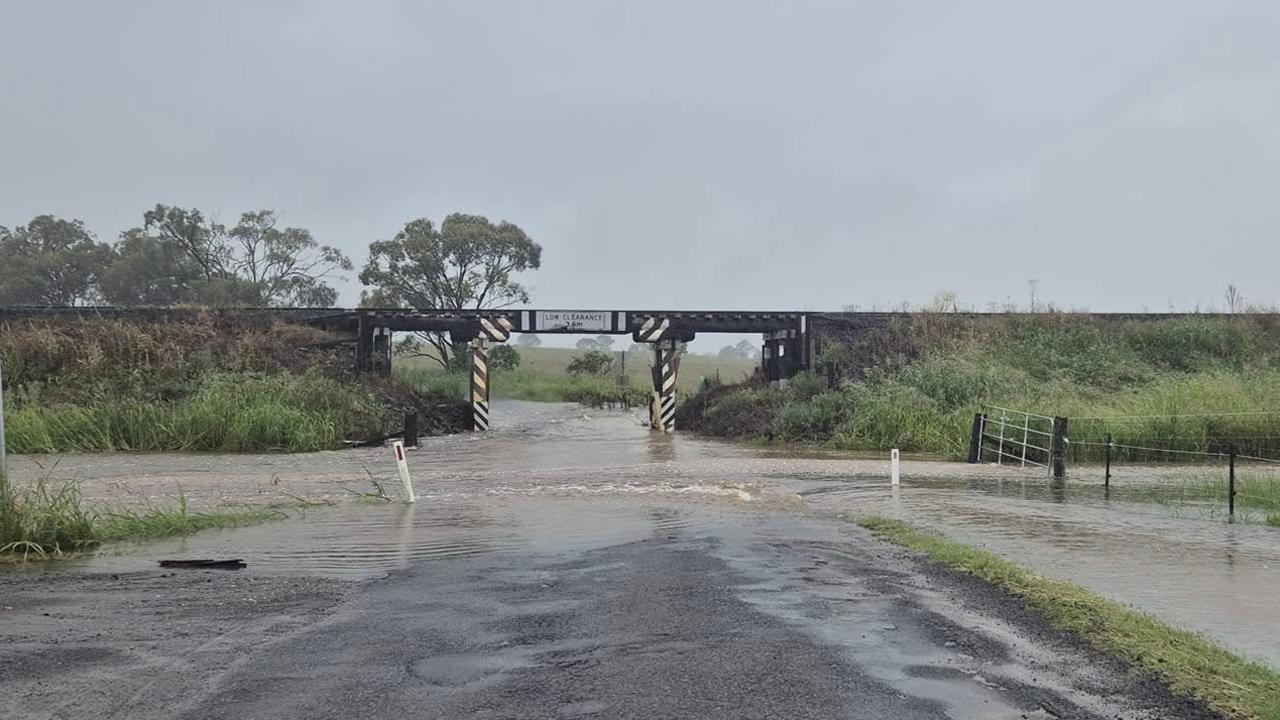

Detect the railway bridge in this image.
[344,309,813,432]
[0,306,1230,434]
[0,306,825,434]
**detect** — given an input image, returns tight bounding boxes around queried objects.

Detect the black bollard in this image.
[404,412,420,448]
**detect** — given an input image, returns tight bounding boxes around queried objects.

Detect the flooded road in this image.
[14,399,1278,668]
[1,400,1274,718]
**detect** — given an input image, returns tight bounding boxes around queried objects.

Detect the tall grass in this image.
[5,373,388,453]
[686,316,1280,461]
[0,472,97,558]
[0,472,279,560]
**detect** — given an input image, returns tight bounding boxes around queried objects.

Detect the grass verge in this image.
[1,473,281,561]
[856,515,1280,720]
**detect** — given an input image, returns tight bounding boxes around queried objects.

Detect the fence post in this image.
[997,414,1007,465]
[1019,413,1030,467]
[1228,444,1237,519]
[967,413,985,463]
[1051,416,1068,480]
[403,412,419,448]
[1104,432,1112,488]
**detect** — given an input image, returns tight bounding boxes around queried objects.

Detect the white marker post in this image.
[890,448,900,487]
[392,440,416,504]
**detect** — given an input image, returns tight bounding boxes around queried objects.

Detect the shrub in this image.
[833,381,961,455]
[774,391,848,442]
[490,344,521,370]
[567,351,617,376]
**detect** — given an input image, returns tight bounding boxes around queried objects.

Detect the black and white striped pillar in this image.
[650,339,679,433]
[470,339,490,431]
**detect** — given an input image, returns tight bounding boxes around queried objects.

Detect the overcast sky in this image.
[3,1,1279,341]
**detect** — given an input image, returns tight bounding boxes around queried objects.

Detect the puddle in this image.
[76,498,701,580]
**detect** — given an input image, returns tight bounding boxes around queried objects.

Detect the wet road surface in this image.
[4,508,1210,720]
[1,400,1271,718]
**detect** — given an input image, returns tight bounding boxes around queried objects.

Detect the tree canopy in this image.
[360,213,541,367]
[0,206,351,308]
[0,215,112,305]
[107,205,351,307]
[1,208,540,334]
[718,339,760,359]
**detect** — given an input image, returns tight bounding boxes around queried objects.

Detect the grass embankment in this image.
[1,474,278,561]
[857,516,1280,720]
[398,346,757,407]
[1,316,468,453]
[7,373,387,453]
[683,316,1280,459]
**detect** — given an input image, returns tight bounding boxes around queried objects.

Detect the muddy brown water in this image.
[8,399,1279,669]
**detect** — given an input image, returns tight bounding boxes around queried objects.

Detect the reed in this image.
[1,473,278,560]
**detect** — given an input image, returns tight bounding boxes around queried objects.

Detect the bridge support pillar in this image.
[356,314,372,373]
[372,327,392,377]
[649,339,679,433]
[356,315,393,376]
[470,339,490,431]
[761,330,802,388]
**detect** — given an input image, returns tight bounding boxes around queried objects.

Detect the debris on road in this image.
[158,559,247,570]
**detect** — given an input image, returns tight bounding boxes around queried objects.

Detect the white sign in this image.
[393,440,416,503]
[536,311,612,332]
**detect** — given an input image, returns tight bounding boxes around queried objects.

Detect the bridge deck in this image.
[0,306,807,334]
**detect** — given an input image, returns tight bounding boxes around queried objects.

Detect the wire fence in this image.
[1068,411,1280,463]
[968,406,1280,526]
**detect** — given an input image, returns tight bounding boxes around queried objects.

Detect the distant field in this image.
[397,346,758,398]
[503,347,756,393]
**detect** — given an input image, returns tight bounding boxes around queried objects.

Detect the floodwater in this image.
[13,399,1280,669]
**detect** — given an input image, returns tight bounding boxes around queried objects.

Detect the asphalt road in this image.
[2,510,1215,720]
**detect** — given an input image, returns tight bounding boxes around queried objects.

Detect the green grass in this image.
[5,372,389,453]
[0,472,97,558]
[0,473,280,560]
[1078,471,1280,527]
[396,366,469,398]
[857,516,1280,720]
[1117,472,1280,513]
[687,316,1280,461]
[397,346,757,406]
[95,497,280,543]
